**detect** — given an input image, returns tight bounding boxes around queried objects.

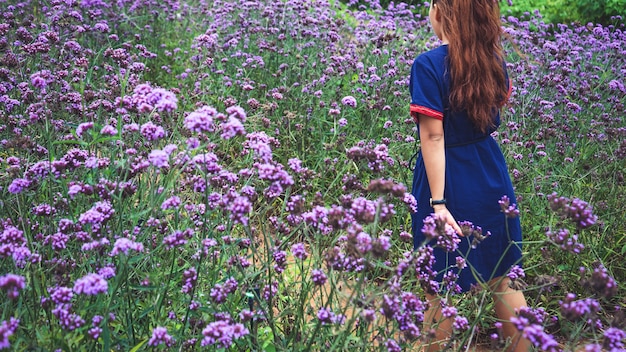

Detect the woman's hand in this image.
[433,204,463,236]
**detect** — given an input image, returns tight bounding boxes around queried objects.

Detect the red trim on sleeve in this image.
[410,104,443,123]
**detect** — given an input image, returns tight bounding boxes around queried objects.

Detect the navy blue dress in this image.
[409,45,522,293]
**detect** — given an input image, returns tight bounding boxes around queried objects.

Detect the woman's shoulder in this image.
[413,45,447,66]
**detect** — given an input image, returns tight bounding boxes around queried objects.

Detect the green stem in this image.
[180,254,205,337]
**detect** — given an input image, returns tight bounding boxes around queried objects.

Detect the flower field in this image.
[0,0,625,350]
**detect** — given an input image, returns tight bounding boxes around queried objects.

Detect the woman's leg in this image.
[423,293,453,351]
[490,277,532,352]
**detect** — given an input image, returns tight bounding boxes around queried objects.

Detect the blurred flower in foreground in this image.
[422,214,460,252]
[511,307,559,352]
[0,318,19,350]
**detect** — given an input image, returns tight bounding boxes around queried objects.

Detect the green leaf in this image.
[52,139,89,147]
[129,338,148,352]
[263,343,277,352]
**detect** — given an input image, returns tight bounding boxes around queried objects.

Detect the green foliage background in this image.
[501,0,626,25]
[346,0,626,24]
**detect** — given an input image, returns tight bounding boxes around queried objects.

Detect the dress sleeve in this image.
[409,56,443,124]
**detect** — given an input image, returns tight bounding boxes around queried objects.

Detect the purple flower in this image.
[100,125,117,136]
[163,229,193,249]
[221,116,246,139]
[0,225,30,264]
[181,267,197,294]
[109,238,144,256]
[161,196,181,210]
[148,88,178,112]
[47,232,69,250]
[346,142,394,172]
[88,327,102,340]
[49,286,74,304]
[385,338,402,352]
[123,84,177,113]
[81,238,110,252]
[140,121,165,141]
[243,132,275,162]
[547,193,598,228]
[581,264,618,298]
[78,201,114,228]
[186,137,200,149]
[442,270,462,293]
[499,195,520,218]
[311,269,327,286]
[559,293,600,321]
[226,105,247,122]
[192,153,222,173]
[148,326,175,347]
[98,266,116,279]
[0,318,19,350]
[507,265,526,281]
[227,195,252,226]
[7,178,30,194]
[52,304,85,331]
[453,316,469,331]
[148,149,169,168]
[0,274,26,299]
[456,257,467,270]
[546,228,584,254]
[402,193,418,213]
[73,273,108,295]
[291,243,308,260]
[520,324,560,352]
[317,307,332,324]
[421,214,460,252]
[32,203,55,216]
[350,197,378,224]
[272,249,287,274]
[30,70,51,90]
[603,327,626,350]
[209,277,238,303]
[361,309,377,323]
[185,105,217,133]
[341,95,357,108]
[201,321,249,348]
[373,233,391,254]
[584,343,602,352]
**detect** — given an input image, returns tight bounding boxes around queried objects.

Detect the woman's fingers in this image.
[436,209,464,237]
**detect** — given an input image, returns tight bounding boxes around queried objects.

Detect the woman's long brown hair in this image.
[433,0,507,133]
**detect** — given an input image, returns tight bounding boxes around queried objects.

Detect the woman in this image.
[409,0,531,350]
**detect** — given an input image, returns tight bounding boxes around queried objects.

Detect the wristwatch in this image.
[430,198,446,207]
